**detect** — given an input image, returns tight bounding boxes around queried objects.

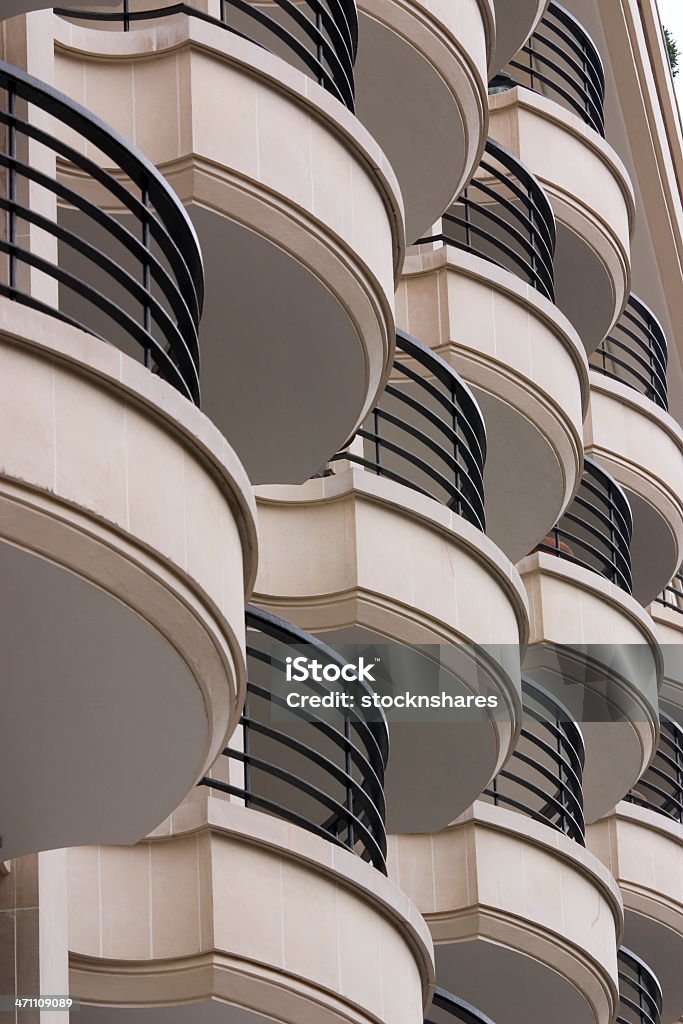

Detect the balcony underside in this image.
[354,0,492,241]
[489,0,548,74]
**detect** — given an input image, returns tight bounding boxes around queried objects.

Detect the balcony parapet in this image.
[617,948,662,1024]
[590,294,668,411]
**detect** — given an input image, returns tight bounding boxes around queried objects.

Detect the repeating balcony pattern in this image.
[426,989,497,1024]
[617,948,663,1024]
[507,0,606,136]
[537,457,634,594]
[333,329,487,532]
[0,60,203,403]
[417,138,556,300]
[590,295,669,410]
[202,606,389,873]
[483,678,586,844]
[55,0,358,110]
[626,714,683,823]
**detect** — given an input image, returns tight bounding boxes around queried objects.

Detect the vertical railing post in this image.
[344,715,355,852]
[123,0,131,32]
[8,83,17,297]
[141,182,152,372]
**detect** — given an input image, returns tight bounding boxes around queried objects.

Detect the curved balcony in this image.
[651,570,683,719]
[0,64,258,861]
[588,798,683,1023]
[488,74,634,354]
[52,5,403,485]
[518,460,661,822]
[618,949,662,1024]
[202,605,389,873]
[626,713,683,824]
[254,332,528,833]
[426,989,496,1024]
[507,1,606,136]
[590,295,668,411]
[389,801,622,1024]
[585,370,683,608]
[483,677,586,844]
[406,140,587,562]
[55,0,357,110]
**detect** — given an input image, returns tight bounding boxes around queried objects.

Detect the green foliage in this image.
[664,25,680,78]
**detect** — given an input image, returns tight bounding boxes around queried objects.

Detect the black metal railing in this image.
[202,606,389,873]
[591,295,668,410]
[617,948,662,1024]
[332,330,487,532]
[417,138,556,300]
[426,989,497,1024]
[654,569,683,613]
[626,713,683,823]
[0,61,202,403]
[508,1,606,136]
[484,678,586,844]
[54,0,358,111]
[537,457,633,594]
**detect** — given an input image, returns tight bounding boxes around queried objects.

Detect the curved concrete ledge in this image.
[489,0,548,74]
[588,802,683,1024]
[252,467,528,833]
[67,800,434,1024]
[355,0,493,241]
[53,13,404,484]
[585,373,683,605]
[650,601,683,721]
[489,87,635,353]
[2,0,112,17]
[0,300,257,861]
[518,551,661,822]
[397,245,588,561]
[388,800,623,1024]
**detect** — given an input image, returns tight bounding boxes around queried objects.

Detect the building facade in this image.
[1,2,683,1024]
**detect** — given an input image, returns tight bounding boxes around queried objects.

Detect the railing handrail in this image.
[54,0,358,111]
[202,605,389,873]
[484,677,586,844]
[508,0,606,136]
[332,329,487,532]
[0,58,203,403]
[417,137,556,300]
[626,712,683,824]
[427,989,498,1024]
[654,568,683,613]
[617,947,663,1024]
[537,456,633,594]
[591,294,669,409]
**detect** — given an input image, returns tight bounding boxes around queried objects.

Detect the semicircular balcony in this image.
[389,703,622,1024]
[50,0,403,485]
[402,136,588,563]
[650,568,683,719]
[518,457,662,823]
[588,721,683,1024]
[489,2,635,353]
[0,62,257,860]
[585,297,683,606]
[254,329,528,834]
[66,608,435,1024]
[617,949,663,1024]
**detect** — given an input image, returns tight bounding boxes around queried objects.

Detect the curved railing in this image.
[426,989,497,1024]
[508,1,606,136]
[483,678,586,844]
[0,61,202,403]
[54,0,358,111]
[202,606,389,873]
[332,330,487,532]
[591,295,668,410]
[537,457,633,594]
[654,568,683,613]
[417,138,556,300]
[626,713,683,823]
[617,948,662,1024]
